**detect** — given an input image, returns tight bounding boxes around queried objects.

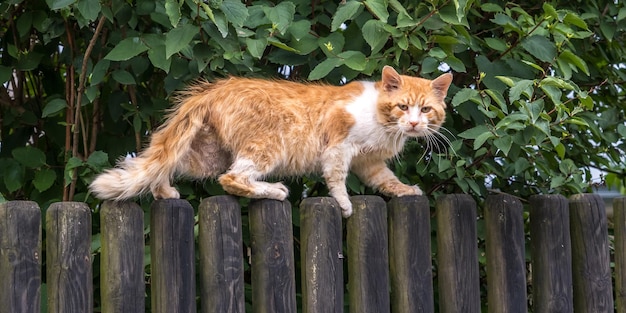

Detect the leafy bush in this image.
[1,0,625,310]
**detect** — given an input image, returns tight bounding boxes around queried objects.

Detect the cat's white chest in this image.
[344,82,404,155]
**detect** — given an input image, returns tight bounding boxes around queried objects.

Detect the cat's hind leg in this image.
[218,157,289,200]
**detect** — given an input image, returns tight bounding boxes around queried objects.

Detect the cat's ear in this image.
[431,73,453,98]
[382,66,402,93]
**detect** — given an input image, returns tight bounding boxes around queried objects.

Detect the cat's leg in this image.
[321,146,353,217]
[218,157,289,200]
[351,156,423,197]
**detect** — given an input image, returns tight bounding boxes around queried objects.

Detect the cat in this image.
[89,66,452,217]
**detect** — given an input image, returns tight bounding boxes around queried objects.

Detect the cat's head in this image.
[376,66,452,138]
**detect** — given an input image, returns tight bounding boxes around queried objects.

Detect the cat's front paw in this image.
[385,183,423,197]
[334,197,353,218]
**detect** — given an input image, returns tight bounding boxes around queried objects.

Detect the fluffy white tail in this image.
[89,84,213,201]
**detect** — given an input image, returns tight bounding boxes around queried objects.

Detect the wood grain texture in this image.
[0,201,41,313]
[615,197,626,313]
[249,199,296,313]
[435,194,480,313]
[300,197,344,313]
[387,196,433,313]
[347,195,390,313]
[529,195,573,313]
[569,194,613,313]
[100,201,145,313]
[150,199,196,313]
[484,194,527,313]
[46,202,93,313]
[198,196,245,313]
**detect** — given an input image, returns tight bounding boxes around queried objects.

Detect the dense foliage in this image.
[1,0,625,310]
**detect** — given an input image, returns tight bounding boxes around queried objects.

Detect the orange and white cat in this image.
[89,66,452,217]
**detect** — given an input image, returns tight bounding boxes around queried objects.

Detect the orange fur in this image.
[89,66,452,217]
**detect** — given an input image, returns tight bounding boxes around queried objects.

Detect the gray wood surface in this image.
[615,197,626,313]
[100,201,145,313]
[388,195,433,313]
[46,202,93,313]
[529,195,573,312]
[150,199,196,313]
[0,201,41,313]
[249,199,296,313]
[347,195,390,313]
[198,195,245,313]
[300,197,344,313]
[435,194,480,313]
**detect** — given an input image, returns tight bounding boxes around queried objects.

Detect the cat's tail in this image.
[89,82,213,201]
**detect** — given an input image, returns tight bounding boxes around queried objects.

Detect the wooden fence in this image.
[0,193,624,313]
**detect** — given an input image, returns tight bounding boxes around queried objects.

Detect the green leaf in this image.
[493,136,513,156]
[364,0,389,23]
[331,1,362,31]
[484,38,507,51]
[76,0,101,21]
[473,132,493,150]
[458,124,490,139]
[42,98,67,117]
[0,65,12,84]
[86,151,109,171]
[563,12,588,30]
[90,59,109,85]
[542,3,558,20]
[0,158,24,193]
[453,0,469,23]
[362,20,388,54]
[246,38,267,59]
[165,0,181,27]
[148,44,171,72]
[34,168,57,192]
[264,2,295,34]
[12,146,47,168]
[105,37,149,61]
[112,70,136,85]
[559,50,590,75]
[521,35,556,62]
[451,88,479,107]
[555,143,566,159]
[509,79,534,103]
[308,58,342,80]
[46,0,76,10]
[289,20,311,41]
[338,51,367,71]
[64,157,84,186]
[220,0,249,27]
[165,24,197,59]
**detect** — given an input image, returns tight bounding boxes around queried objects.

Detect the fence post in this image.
[529,195,573,312]
[46,202,93,313]
[150,199,196,313]
[198,196,245,313]
[616,197,626,313]
[388,196,433,313]
[484,194,527,313]
[100,201,145,313]
[569,194,613,312]
[436,194,480,313]
[300,197,344,313]
[249,199,296,313]
[347,195,390,313]
[0,201,41,313]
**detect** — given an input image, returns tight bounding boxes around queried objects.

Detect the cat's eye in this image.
[397,104,409,111]
[421,106,432,113]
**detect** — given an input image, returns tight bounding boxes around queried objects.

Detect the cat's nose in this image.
[409,121,418,127]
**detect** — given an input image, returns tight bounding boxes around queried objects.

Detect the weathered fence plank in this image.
[198,196,245,313]
[436,194,480,313]
[249,199,297,313]
[529,195,573,312]
[614,197,626,313]
[484,194,527,313]
[0,201,41,313]
[46,202,93,313]
[300,197,344,313]
[569,194,613,313]
[347,195,390,313]
[150,199,196,313]
[100,201,145,313]
[388,196,433,313]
